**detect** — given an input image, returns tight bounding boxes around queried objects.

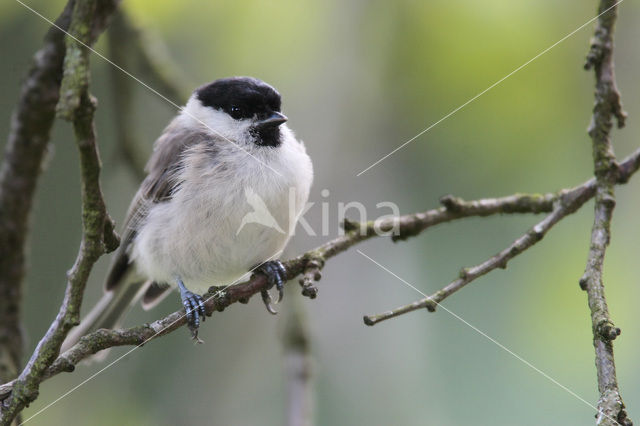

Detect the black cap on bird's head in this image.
[196,77,287,147]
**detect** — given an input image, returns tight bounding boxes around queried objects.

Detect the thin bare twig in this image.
[362,147,640,325]
[364,188,591,325]
[0,189,558,398]
[1,4,638,425]
[1,148,639,401]
[0,1,119,424]
[582,1,630,424]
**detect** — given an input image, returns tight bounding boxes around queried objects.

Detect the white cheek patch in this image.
[182,97,254,144]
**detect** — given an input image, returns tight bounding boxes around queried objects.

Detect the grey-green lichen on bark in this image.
[1,1,639,424]
[581,1,631,425]
[0,0,120,424]
[363,147,640,326]
[1,145,640,401]
[0,4,77,416]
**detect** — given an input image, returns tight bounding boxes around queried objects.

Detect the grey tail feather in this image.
[141,282,172,311]
[61,276,151,355]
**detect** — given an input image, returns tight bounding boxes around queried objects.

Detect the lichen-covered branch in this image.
[582,1,630,425]
[0,191,560,398]
[0,1,119,424]
[1,3,637,423]
[0,2,76,405]
[363,185,594,325]
[363,148,640,325]
[0,147,639,400]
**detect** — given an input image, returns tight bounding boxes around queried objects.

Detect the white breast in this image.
[131,125,313,293]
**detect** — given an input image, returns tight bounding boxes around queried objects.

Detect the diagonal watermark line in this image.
[356,249,620,425]
[356,0,625,177]
[19,251,283,425]
[14,0,284,177]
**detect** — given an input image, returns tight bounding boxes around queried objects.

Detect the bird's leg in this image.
[254,260,288,314]
[177,278,206,342]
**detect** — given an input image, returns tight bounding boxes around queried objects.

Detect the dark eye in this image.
[229,105,243,119]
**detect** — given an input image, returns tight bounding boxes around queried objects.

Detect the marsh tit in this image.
[62,77,313,350]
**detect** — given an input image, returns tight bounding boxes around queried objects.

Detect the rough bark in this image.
[0,1,120,424]
[0,2,76,401]
[581,0,630,424]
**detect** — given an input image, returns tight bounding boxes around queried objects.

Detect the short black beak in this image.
[255,112,288,130]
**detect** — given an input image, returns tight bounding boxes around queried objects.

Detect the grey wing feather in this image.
[105,121,212,291]
[63,121,215,355]
[103,191,148,290]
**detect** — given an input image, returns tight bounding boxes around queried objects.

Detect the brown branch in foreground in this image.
[0,1,120,424]
[1,148,639,401]
[363,148,640,326]
[582,1,630,425]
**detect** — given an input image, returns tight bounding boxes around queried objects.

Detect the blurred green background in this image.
[1,0,639,424]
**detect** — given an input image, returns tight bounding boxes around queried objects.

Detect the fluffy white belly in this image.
[131,133,312,293]
[134,193,290,291]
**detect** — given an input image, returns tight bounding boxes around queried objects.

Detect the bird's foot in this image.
[254,260,288,314]
[177,279,206,342]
